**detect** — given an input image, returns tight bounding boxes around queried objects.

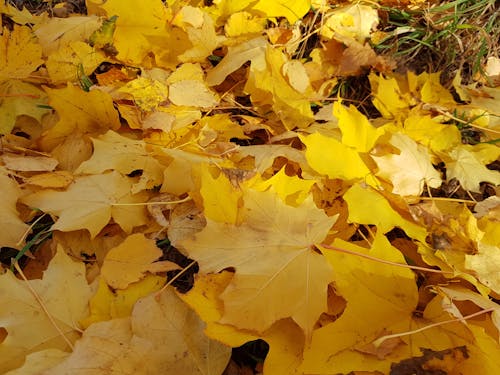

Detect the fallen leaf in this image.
[373,133,442,196]
[199,164,242,224]
[45,288,231,375]
[2,154,58,172]
[34,15,101,56]
[300,132,371,181]
[446,145,500,192]
[40,84,120,150]
[181,188,337,337]
[465,243,500,294]
[0,247,91,373]
[46,41,105,84]
[76,130,164,194]
[21,171,149,238]
[101,233,177,289]
[87,0,169,65]
[0,80,49,135]
[80,275,165,328]
[343,183,428,242]
[0,168,30,249]
[334,101,384,152]
[301,232,418,374]
[0,25,43,81]
[24,171,74,189]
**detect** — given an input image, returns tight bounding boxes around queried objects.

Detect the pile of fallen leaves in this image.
[1,0,500,374]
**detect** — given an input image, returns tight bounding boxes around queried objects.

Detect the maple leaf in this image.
[118,76,169,112]
[33,15,101,56]
[167,63,219,108]
[75,130,164,194]
[373,132,442,196]
[173,6,225,63]
[301,233,418,374]
[334,101,384,152]
[181,188,337,337]
[43,289,231,374]
[465,243,500,294]
[199,164,242,224]
[246,45,315,129]
[87,0,168,65]
[343,183,428,242]
[300,132,372,181]
[181,272,305,375]
[446,145,500,192]
[40,84,120,150]
[320,4,379,42]
[402,114,461,153]
[21,171,149,238]
[0,80,49,134]
[80,275,165,328]
[0,168,29,249]
[45,41,105,84]
[101,233,179,289]
[0,247,91,373]
[206,36,267,87]
[0,25,43,81]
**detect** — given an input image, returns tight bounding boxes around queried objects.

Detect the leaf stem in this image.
[319,243,452,274]
[156,260,198,296]
[372,307,495,347]
[13,262,75,350]
[111,196,192,206]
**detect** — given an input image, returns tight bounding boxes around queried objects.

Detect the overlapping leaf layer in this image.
[1,1,499,374]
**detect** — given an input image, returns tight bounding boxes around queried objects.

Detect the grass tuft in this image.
[374,0,499,85]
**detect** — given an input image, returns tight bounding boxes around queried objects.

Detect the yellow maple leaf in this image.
[0,25,43,81]
[0,2,43,26]
[373,133,442,196]
[419,72,456,106]
[320,4,379,42]
[181,188,337,337]
[300,132,372,181]
[251,0,310,24]
[21,171,149,238]
[0,168,29,249]
[343,183,428,242]
[334,101,384,152]
[46,289,231,374]
[251,167,316,206]
[206,36,267,87]
[33,15,101,56]
[40,84,120,150]
[181,272,305,375]
[87,0,168,65]
[302,233,417,374]
[199,164,242,224]
[402,114,461,153]
[76,130,164,193]
[369,72,412,119]
[118,76,169,112]
[46,41,105,84]
[246,45,315,129]
[0,80,49,134]
[446,145,500,192]
[174,6,225,63]
[80,275,165,328]
[0,246,91,373]
[225,11,266,37]
[101,233,178,290]
[465,243,500,294]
